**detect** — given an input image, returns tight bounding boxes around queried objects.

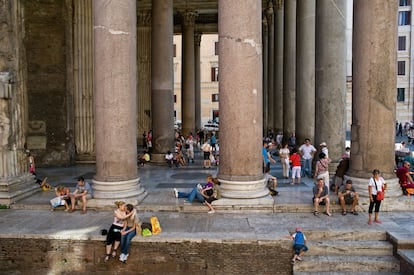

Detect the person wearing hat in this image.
[69,176,93,214]
[319,142,329,158]
[286,227,308,264]
[338,180,359,215]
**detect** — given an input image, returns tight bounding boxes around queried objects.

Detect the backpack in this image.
[294,232,305,245]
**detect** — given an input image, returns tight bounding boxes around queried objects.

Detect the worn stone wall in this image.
[0,238,293,274]
[24,0,74,166]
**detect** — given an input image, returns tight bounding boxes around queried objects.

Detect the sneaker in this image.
[208,210,215,214]
[173,188,178,198]
[119,253,125,262]
[124,254,129,261]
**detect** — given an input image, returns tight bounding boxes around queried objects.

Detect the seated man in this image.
[165,151,174,167]
[312,178,331,216]
[396,161,414,195]
[69,176,92,214]
[264,166,278,196]
[138,150,150,166]
[338,180,359,215]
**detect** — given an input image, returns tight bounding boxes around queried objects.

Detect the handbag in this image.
[373,179,385,201]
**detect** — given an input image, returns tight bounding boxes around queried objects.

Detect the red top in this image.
[290,153,301,167]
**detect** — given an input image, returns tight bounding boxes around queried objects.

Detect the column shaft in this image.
[296,0,315,145]
[266,2,275,130]
[283,0,296,137]
[181,11,197,136]
[273,0,284,132]
[151,0,174,160]
[93,0,144,201]
[137,11,152,148]
[349,1,397,179]
[217,0,269,201]
[262,17,269,133]
[195,32,202,130]
[315,0,346,163]
[73,0,94,161]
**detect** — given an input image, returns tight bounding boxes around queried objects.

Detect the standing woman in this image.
[104,201,133,262]
[368,169,387,225]
[279,143,291,179]
[119,204,141,263]
[27,152,35,174]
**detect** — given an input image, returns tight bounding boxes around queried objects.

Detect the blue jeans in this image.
[178,187,205,202]
[302,158,313,177]
[121,227,136,255]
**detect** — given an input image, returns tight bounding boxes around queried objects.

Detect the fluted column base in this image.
[216,178,272,203]
[91,177,147,207]
[0,173,38,206]
[345,176,414,211]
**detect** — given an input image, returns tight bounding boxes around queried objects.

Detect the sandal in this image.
[351,211,359,216]
[313,211,319,216]
[342,211,347,216]
[324,212,332,217]
[111,250,117,258]
[104,254,111,262]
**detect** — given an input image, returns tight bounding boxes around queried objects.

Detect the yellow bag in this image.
[150,216,162,235]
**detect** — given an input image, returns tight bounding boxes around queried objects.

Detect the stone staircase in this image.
[293,230,401,275]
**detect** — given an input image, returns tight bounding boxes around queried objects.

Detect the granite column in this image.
[346,1,407,210]
[92,0,145,204]
[315,0,347,166]
[151,0,174,162]
[194,32,202,130]
[216,0,271,206]
[181,10,197,137]
[296,0,315,145]
[273,0,284,133]
[283,0,296,138]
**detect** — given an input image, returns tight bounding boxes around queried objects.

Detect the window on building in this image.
[400,0,411,6]
[212,93,219,102]
[397,88,405,102]
[174,94,177,103]
[398,36,407,51]
[214,42,219,56]
[173,44,176,57]
[398,61,406,75]
[211,67,219,82]
[399,11,411,25]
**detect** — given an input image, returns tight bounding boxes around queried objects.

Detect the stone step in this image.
[293,255,400,273]
[306,240,393,256]
[304,230,387,241]
[294,272,401,275]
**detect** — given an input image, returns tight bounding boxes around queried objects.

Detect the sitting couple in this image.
[173,174,220,214]
[105,201,141,263]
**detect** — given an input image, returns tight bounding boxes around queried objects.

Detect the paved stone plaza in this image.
[1,150,413,274]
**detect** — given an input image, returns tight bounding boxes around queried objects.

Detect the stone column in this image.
[137,11,152,148]
[283,0,296,138]
[92,0,145,204]
[347,1,407,211]
[181,10,197,136]
[296,0,315,145]
[262,17,269,133]
[73,0,94,162]
[266,1,275,130]
[194,32,202,130]
[151,0,174,162]
[315,0,346,166]
[273,0,284,132]
[0,0,38,205]
[216,0,271,206]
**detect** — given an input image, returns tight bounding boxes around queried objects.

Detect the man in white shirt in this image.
[299,138,316,178]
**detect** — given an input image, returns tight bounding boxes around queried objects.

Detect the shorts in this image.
[106,224,123,245]
[203,151,210,160]
[293,244,308,255]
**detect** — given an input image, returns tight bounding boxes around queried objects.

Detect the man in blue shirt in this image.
[69,176,92,214]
